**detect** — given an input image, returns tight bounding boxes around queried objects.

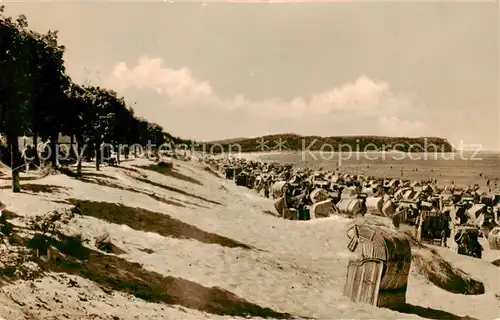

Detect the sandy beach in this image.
[0,158,497,319]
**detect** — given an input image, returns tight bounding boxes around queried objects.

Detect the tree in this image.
[102,91,131,165]
[65,82,91,176]
[80,86,119,171]
[0,7,180,188]
[0,10,33,192]
[30,30,69,167]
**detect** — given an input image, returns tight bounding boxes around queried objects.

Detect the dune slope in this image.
[0,159,497,320]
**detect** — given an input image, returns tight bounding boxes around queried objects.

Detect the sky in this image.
[3,1,499,150]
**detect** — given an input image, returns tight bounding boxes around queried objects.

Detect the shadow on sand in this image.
[57,167,193,208]
[1,201,290,319]
[391,304,477,320]
[128,173,222,206]
[69,199,253,250]
[11,230,293,319]
[0,176,41,181]
[0,183,66,194]
[135,163,203,186]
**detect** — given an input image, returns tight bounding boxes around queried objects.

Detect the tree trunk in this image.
[95,138,101,171]
[32,132,40,166]
[49,132,59,168]
[75,136,84,177]
[115,144,120,165]
[70,134,77,159]
[8,135,21,193]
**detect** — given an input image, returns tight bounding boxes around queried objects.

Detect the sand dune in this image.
[0,158,497,319]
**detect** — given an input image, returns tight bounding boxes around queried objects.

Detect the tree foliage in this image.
[0,8,179,190]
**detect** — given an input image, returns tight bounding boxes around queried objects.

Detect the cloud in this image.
[105,56,430,138]
[110,57,213,104]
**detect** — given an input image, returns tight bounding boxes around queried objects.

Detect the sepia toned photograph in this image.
[0,1,498,319]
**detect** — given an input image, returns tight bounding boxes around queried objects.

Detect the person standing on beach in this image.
[21,146,29,173]
[441,212,451,247]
